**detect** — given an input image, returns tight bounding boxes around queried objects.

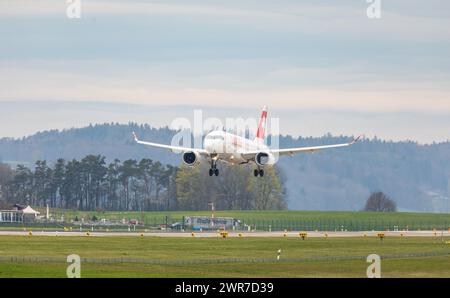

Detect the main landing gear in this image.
[253,168,264,177]
[209,160,219,176]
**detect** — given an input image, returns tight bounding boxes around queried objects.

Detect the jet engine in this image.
[182,151,201,166]
[254,152,275,167]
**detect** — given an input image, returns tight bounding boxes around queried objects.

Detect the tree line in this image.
[0,155,286,211]
[2,123,450,211]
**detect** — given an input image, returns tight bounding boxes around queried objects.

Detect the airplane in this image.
[133,106,361,177]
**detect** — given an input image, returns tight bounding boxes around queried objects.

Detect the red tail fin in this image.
[255,106,268,143]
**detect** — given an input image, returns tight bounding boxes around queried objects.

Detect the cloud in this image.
[1,61,450,113]
[2,0,450,42]
[1,1,450,142]
[1,101,450,143]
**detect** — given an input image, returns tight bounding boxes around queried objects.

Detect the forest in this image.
[0,156,286,211]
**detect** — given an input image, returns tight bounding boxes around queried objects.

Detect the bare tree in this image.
[0,163,13,208]
[364,192,397,212]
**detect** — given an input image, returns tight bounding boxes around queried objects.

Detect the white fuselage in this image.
[203,130,268,165]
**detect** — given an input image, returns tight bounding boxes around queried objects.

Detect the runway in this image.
[0,230,448,238]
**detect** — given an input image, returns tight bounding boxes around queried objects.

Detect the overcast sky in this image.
[0,0,449,143]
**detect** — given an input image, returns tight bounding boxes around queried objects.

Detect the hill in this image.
[1,123,449,212]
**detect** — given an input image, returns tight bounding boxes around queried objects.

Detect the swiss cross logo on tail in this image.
[255,105,268,143]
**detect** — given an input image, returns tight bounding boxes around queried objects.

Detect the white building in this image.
[0,205,40,223]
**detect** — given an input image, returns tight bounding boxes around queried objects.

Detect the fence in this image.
[236,219,450,232]
[0,251,448,266]
[1,217,448,232]
[175,217,449,232]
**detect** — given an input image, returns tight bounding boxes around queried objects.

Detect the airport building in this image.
[184,216,240,230]
[0,204,40,223]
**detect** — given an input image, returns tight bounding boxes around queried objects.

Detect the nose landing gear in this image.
[209,168,219,176]
[209,159,219,176]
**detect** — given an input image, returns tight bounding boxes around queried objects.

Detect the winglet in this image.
[350,135,363,145]
[132,131,139,142]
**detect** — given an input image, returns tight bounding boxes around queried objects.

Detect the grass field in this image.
[0,235,448,277]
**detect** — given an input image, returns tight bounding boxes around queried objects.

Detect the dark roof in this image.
[13,204,26,210]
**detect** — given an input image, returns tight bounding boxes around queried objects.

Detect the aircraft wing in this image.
[270,135,362,156]
[241,135,362,158]
[132,132,209,155]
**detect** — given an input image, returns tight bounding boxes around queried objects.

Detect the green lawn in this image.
[0,235,448,277]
